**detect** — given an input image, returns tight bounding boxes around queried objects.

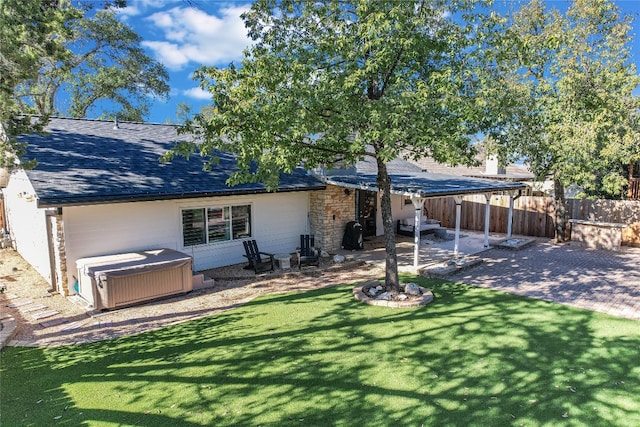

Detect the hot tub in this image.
[76,249,193,310]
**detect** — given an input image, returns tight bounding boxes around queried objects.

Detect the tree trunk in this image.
[376,157,400,292]
[553,177,567,243]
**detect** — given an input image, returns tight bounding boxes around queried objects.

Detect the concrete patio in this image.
[335,229,534,274]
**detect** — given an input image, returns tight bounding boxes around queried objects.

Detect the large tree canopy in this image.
[172,0,496,290]
[0,0,79,167]
[12,4,170,121]
[0,0,169,169]
[484,0,640,239]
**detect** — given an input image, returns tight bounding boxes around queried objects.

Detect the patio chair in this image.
[243,240,275,273]
[297,234,320,269]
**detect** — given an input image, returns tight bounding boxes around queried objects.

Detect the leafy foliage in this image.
[14,6,169,121]
[0,0,168,170]
[485,0,640,203]
[0,0,79,168]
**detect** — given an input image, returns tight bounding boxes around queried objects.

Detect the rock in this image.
[397,294,408,301]
[333,254,345,263]
[376,292,391,301]
[367,287,379,296]
[405,283,421,296]
[376,285,383,291]
[321,250,330,258]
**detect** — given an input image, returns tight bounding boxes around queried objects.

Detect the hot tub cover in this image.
[77,248,192,279]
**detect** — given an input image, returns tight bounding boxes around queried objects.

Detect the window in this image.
[182,204,251,247]
[207,207,230,242]
[182,209,206,246]
[231,205,251,239]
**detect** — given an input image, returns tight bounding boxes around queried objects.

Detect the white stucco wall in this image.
[62,191,312,290]
[2,170,52,283]
[375,193,423,236]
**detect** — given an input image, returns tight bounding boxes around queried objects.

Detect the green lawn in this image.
[2,277,639,426]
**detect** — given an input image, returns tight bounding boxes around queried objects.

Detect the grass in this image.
[1,276,639,426]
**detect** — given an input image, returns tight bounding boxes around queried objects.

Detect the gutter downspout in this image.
[453,195,464,256]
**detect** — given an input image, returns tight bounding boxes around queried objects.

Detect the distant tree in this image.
[169,0,497,291]
[0,0,79,168]
[13,6,169,122]
[485,0,640,240]
[0,0,169,170]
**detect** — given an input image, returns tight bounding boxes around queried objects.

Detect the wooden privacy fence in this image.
[423,196,640,246]
[424,195,555,238]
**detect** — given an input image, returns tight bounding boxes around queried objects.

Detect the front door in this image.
[356,190,377,237]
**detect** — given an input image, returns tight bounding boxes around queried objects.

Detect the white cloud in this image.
[142,4,252,70]
[117,6,141,18]
[117,0,177,19]
[142,41,190,69]
[183,87,211,100]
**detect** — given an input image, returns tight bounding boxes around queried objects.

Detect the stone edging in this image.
[0,315,17,350]
[353,281,434,308]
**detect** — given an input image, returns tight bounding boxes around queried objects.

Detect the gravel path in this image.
[0,250,384,347]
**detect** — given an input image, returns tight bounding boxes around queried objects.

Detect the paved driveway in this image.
[449,241,640,321]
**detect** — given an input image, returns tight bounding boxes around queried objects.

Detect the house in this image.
[2,117,325,298]
[3,117,528,303]
[408,149,542,193]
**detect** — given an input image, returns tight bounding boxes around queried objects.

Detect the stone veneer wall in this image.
[309,185,356,253]
[52,213,68,295]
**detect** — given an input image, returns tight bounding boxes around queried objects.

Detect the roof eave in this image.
[35,185,327,208]
[325,176,527,199]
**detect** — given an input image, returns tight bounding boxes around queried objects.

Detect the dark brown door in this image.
[356,190,376,237]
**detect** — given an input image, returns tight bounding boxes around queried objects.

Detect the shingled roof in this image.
[326,171,527,198]
[18,117,325,207]
[325,154,527,197]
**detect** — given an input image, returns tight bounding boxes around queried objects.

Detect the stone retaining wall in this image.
[569,219,626,251]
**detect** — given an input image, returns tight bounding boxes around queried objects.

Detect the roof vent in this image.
[113,116,119,130]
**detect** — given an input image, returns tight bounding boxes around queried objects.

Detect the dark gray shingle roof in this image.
[327,169,527,198]
[19,117,325,207]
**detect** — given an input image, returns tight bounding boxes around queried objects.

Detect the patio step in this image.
[6,299,33,308]
[419,256,483,278]
[32,310,59,320]
[192,274,215,290]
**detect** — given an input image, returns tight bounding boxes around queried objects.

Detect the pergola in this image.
[326,171,528,267]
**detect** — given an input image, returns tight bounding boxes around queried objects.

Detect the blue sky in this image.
[114,0,253,123]
[112,0,640,124]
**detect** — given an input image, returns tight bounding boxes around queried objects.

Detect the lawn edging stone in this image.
[353,280,434,308]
